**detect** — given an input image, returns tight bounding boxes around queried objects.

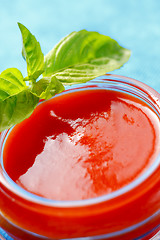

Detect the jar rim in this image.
[0,74,160,208]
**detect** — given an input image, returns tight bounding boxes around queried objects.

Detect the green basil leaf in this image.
[32,76,65,100]
[0,89,39,131]
[0,68,26,101]
[18,23,44,80]
[23,69,44,82]
[44,30,131,84]
[0,24,131,132]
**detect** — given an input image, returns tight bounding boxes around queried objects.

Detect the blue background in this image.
[0,0,160,92]
[0,1,160,239]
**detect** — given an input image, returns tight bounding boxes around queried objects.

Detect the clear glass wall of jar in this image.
[0,75,160,240]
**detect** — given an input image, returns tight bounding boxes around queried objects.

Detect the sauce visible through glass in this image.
[3,89,160,201]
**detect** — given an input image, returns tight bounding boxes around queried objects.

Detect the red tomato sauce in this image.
[2,89,160,201]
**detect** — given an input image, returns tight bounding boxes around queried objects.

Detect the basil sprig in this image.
[0,23,131,131]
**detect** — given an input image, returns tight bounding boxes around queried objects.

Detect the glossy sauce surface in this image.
[3,89,160,201]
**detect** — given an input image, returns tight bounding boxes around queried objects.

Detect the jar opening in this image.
[0,75,160,207]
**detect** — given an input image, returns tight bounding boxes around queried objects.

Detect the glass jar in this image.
[0,74,160,240]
